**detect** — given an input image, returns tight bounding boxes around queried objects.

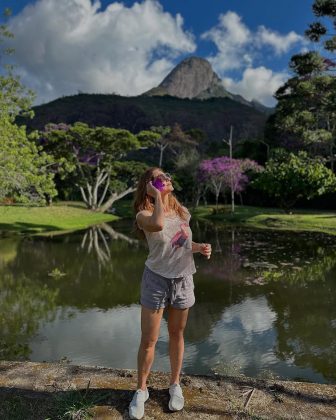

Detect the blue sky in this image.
[2,0,315,105]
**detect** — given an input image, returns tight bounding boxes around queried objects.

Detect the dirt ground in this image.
[0,360,335,419]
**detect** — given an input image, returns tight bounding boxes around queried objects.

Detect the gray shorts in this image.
[140,265,195,310]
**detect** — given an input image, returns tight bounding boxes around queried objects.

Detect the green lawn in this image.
[1,200,335,236]
[192,204,336,235]
[0,201,119,234]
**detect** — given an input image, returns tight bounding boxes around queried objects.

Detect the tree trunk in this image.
[158,143,168,167]
[330,141,334,172]
[96,186,136,213]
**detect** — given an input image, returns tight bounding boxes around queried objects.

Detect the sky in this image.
[2,0,316,106]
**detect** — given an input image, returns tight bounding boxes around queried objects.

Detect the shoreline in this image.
[191,204,336,237]
[1,360,335,419]
[1,202,336,237]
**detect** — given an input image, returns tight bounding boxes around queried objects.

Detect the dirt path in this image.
[0,361,335,419]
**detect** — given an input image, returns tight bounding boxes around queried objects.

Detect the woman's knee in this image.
[140,334,158,350]
[168,327,184,340]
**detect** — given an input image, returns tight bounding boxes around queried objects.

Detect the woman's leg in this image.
[137,305,164,390]
[167,307,189,386]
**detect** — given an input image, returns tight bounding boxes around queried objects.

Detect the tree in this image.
[198,157,263,211]
[150,123,197,167]
[272,0,336,170]
[0,9,57,204]
[41,123,147,212]
[173,147,202,207]
[251,149,336,212]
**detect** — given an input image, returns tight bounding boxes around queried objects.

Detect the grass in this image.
[113,198,336,236]
[0,201,119,234]
[0,388,110,420]
[1,199,336,236]
[192,204,336,235]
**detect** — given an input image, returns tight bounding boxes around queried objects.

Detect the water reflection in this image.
[1,221,336,384]
[80,223,139,266]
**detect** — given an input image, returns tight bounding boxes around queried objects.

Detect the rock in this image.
[142,56,274,113]
[181,377,191,386]
[144,57,226,100]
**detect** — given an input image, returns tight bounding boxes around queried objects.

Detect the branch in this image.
[97,174,110,207]
[97,185,136,213]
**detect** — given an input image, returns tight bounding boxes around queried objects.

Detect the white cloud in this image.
[256,26,305,55]
[223,66,289,107]
[201,11,252,72]
[7,0,196,104]
[206,296,278,372]
[201,11,305,105]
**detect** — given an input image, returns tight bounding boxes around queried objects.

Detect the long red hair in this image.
[132,167,188,239]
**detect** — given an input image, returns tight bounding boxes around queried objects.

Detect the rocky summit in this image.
[143,56,272,113]
[144,56,229,99]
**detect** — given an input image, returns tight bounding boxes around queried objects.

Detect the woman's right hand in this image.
[146,181,161,198]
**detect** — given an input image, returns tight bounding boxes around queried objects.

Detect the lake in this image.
[1,218,336,384]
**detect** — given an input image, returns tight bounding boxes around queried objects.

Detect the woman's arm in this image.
[192,241,212,258]
[137,183,165,232]
[192,241,201,253]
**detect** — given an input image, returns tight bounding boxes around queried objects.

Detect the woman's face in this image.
[152,169,174,194]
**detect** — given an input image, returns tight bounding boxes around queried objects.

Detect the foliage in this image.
[41,122,147,211]
[19,93,268,149]
[0,9,57,204]
[271,0,336,169]
[0,116,57,204]
[149,123,198,166]
[198,156,263,209]
[251,150,336,212]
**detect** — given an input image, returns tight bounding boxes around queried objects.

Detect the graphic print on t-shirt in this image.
[170,223,189,248]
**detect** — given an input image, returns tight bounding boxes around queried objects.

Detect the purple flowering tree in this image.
[198,156,263,212]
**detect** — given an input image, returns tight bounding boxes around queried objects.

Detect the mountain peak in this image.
[142,55,274,114]
[143,55,228,99]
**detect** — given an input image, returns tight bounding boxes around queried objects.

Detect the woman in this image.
[129,167,211,420]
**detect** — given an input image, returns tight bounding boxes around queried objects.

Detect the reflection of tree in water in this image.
[0,236,19,267]
[6,223,148,309]
[265,247,336,382]
[189,220,336,381]
[183,224,249,344]
[0,272,58,360]
[81,222,139,269]
[0,223,144,360]
[199,226,245,284]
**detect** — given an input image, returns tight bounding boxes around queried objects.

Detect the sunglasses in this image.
[152,172,172,182]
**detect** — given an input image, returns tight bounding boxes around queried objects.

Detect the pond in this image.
[1,218,336,384]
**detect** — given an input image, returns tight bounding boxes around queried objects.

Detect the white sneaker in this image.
[168,383,184,411]
[129,388,149,419]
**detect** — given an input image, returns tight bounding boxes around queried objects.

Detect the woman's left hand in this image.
[199,243,212,259]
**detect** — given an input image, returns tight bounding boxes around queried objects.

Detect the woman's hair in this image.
[132,166,188,239]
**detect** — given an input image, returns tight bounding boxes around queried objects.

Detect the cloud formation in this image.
[256,26,305,55]
[8,0,196,104]
[201,11,252,72]
[7,2,305,106]
[201,11,305,105]
[223,66,289,107]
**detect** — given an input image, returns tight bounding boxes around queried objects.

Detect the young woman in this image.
[129,167,211,420]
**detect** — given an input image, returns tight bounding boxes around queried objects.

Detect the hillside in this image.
[22,93,268,144]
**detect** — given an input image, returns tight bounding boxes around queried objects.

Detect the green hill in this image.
[21,93,268,144]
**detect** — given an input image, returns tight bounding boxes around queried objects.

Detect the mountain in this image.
[142,56,274,115]
[21,93,268,147]
[143,56,227,99]
[19,57,271,149]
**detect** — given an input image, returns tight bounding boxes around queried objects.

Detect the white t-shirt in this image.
[136,207,196,278]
